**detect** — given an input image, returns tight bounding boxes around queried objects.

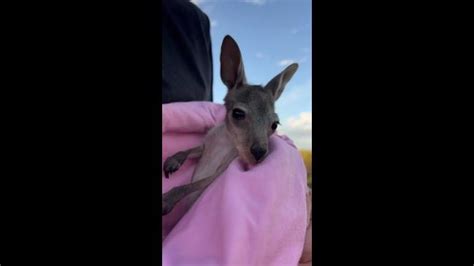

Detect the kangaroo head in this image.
[220,35,298,165]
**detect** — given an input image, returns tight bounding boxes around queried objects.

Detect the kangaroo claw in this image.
[163,158,181,178]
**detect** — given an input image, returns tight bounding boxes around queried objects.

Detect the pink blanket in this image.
[162,102,311,265]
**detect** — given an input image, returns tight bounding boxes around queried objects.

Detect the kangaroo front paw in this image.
[163,152,188,178]
[163,158,182,178]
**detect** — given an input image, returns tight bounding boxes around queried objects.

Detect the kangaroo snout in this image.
[250,144,267,162]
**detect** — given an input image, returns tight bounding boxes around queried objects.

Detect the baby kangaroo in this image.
[162,35,298,216]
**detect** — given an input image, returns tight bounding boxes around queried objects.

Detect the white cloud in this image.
[190,0,203,6]
[278,57,308,66]
[256,52,264,59]
[288,112,312,131]
[278,59,296,66]
[243,0,266,5]
[278,112,312,150]
[275,79,312,137]
[210,20,218,27]
[277,79,312,107]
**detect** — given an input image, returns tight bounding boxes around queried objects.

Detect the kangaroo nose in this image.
[250,145,267,162]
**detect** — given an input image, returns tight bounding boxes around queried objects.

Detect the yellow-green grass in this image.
[299,149,312,188]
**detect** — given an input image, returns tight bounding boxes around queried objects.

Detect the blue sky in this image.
[192,0,312,150]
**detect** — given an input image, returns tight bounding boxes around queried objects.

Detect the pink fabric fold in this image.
[162,101,310,266]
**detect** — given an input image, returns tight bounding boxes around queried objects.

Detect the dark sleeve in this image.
[162,0,214,103]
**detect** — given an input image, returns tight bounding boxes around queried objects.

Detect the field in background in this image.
[299,150,312,187]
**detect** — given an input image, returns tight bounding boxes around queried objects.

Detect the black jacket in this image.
[161,0,213,103]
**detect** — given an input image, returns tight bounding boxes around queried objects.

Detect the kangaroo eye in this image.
[271,121,279,131]
[232,108,246,120]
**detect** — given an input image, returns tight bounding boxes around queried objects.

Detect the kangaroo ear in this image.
[265,63,298,101]
[220,35,247,90]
